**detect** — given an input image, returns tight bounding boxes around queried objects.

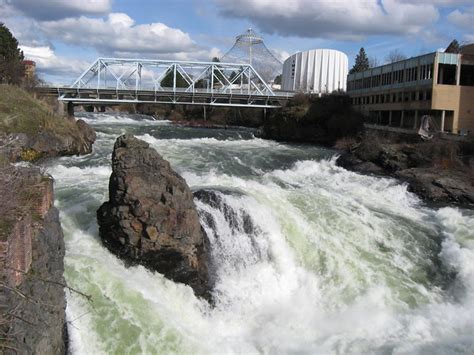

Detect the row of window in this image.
[348,64,434,91]
[352,90,432,105]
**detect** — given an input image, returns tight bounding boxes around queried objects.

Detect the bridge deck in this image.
[37,87,293,108]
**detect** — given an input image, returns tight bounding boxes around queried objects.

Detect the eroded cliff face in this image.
[97,134,210,299]
[0,165,66,354]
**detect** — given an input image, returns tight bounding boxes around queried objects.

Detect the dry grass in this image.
[0,84,79,136]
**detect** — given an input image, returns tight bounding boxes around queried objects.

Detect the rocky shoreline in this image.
[0,85,96,164]
[0,118,96,163]
[336,130,474,206]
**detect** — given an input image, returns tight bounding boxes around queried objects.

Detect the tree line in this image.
[0,23,25,85]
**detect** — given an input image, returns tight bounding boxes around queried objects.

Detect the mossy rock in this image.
[20,148,42,162]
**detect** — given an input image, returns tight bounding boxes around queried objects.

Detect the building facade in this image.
[282,49,348,93]
[22,60,36,82]
[347,47,474,135]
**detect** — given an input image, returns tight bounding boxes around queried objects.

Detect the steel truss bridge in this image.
[52,58,292,108]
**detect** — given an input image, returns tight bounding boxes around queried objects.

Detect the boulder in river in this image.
[97,134,210,299]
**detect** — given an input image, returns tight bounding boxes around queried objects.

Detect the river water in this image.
[46,113,474,354]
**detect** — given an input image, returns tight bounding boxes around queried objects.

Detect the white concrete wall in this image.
[282,49,348,93]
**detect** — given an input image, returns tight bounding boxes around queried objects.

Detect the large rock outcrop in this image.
[0,165,67,354]
[261,93,364,145]
[97,134,210,298]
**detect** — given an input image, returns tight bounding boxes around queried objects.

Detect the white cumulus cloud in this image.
[215,0,440,40]
[448,6,474,43]
[448,7,474,30]
[38,13,204,57]
[20,45,89,78]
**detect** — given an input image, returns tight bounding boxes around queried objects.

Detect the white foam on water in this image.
[78,113,170,126]
[48,125,474,354]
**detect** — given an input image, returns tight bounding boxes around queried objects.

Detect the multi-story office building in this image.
[347,45,474,135]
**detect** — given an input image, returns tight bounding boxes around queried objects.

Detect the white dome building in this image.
[282,49,348,93]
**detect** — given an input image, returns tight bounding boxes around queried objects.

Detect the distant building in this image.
[23,60,36,81]
[281,49,348,93]
[347,46,474,135]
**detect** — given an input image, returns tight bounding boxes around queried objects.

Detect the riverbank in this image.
[0,85,96,163]
[248,92,473,207]
[337,129,474,206]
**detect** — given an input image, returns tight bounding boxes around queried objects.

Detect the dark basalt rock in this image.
[97,134,210,299]
[396,168,474,204]
[336,134,474,206]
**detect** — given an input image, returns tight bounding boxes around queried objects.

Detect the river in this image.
[46,113,474,354]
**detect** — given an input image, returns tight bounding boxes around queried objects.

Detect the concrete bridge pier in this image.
[67,102,75,118]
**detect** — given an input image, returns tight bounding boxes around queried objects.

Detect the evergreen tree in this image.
[349,47,369,74]
[445,39,460,53]
[160,68,188,88]
[0,23,24,85]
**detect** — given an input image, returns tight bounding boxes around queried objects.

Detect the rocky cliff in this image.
[0,165,66,354]
[97,134,210,299]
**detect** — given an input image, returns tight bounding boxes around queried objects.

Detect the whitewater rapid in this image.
[47,113,474,354]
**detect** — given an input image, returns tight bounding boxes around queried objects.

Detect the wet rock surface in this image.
[97,134,210,299]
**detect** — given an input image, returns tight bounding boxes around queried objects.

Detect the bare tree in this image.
[385,49,407,64]
[369,56,379,68]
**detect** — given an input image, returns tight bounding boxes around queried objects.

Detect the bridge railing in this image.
[71,58,276,97]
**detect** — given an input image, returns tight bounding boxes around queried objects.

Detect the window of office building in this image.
[437,64,456,85]
[460,64,474,86]
[419,64,433,80]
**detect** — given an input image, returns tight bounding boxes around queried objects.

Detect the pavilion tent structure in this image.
[221,28,282,83]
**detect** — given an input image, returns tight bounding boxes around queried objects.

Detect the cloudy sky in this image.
[1,0,473,84]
